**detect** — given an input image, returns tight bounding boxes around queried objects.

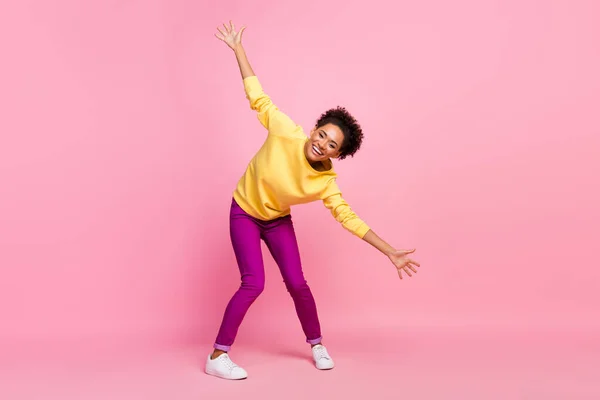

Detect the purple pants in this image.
[213,199,322,351]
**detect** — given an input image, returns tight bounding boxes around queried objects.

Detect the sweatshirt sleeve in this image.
[320,179,371,238]
[243,76,300,136]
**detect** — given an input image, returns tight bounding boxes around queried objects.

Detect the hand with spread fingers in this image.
[388,248,420,280]
[215,20,246,51]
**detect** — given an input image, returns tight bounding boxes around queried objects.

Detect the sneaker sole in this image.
[316,364,335,370]
[205,369,248,380]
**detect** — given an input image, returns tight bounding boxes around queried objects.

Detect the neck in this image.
[310,159,331,172]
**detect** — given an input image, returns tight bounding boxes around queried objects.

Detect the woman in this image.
[206,21,420,380]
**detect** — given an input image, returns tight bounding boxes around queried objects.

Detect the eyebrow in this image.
[320,130,338,146]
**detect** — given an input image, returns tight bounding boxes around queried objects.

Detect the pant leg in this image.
[262,215,322,344]
[214,200,266,351]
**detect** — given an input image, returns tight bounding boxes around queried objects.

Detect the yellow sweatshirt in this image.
[232,76,370,239]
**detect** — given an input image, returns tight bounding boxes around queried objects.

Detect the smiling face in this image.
[304,123,344,165]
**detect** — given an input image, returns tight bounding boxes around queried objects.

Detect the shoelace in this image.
[313,346,330,360]
[220,355,237,371]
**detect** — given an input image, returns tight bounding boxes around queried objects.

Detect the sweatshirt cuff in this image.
[243,75,262,101]
[355,223,371,239]
[243,75,260,89]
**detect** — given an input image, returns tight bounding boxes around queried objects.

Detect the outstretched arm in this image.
[322,187,421,280]
[362,230,420,280]
[215,21,255,79]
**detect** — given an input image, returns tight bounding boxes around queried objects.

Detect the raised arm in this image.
[215,21,254,79]
[215,21,299,135]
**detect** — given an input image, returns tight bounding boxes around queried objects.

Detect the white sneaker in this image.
[205,353,248,380]
[312,344,335,370]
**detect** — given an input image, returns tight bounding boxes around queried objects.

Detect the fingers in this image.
[397,263,417,279]
[408,259,420,268]
[217,21,243,39]
[398,266,412,279]
[239,26,246,37]
[405,259,419,273]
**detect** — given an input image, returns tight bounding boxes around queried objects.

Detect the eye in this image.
[329,144,336,149]
[319,132,324,138]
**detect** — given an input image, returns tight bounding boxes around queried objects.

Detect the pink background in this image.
[1,0,599,397]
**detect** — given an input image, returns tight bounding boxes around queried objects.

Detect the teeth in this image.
[313,145,323,155]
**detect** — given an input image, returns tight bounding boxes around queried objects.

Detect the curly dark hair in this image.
[314,106,364,160]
